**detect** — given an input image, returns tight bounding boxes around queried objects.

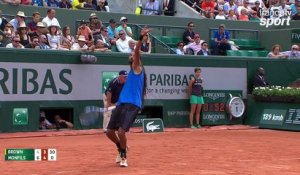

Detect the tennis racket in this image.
[79,106,116,127]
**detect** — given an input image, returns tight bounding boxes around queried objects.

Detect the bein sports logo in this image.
[259,8,291,28]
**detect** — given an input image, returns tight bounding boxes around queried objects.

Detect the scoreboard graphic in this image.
[5,148,57,161]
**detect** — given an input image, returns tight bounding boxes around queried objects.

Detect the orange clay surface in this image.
[1,126,300,175]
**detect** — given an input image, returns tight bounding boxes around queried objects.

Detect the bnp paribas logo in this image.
[101,72,118,93]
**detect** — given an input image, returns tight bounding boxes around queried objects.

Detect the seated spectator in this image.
[9,11,26,32]
[116,30,132,53]
[227,9,238,20]
[0,10,8,31]
[27,12,41,33]
[21,0,32,6]
[127,39,136,53]
[267,44,287,58]
[116,16,133,38]
[39,111,55,130]
[60,26,75,50]
[25,36,40,49]
[201,0,216,19]
[94,39,111,52]
[107,19,117,44]
[6,35,24,48]
[182,22,195,45]
[214,0,225,16]
[238,0,253,16]
[2,0,20,5]
[251,1,262,18]
[239,8,250,21]
[77,20,93,45]
[163,0,176,16]
[96,26,111,49]
[292,6,300,20]
[290,0,299,16]
[17,22,31,46]
[183,33,204,55]
[32,0,47,7]
[176,41,185,55]
[59,0,72,8]
[212,24,231,55]
[253,67,269,88]
[281,45,300,59]
[48,0,59,7]
[140,32,151,54]
[197,42,210,56]
[84,0,97,10]
[249,11,260,21]
[223,0,238,15]
[47,22,61,49]
[144,0,160,15]
[39,34,51,49]
[71,35,89,51]
[54,114,73,129]
[1,24,14,46]
[215,7,226,20]
[89,13,102,42]
[96,0,110,11]
[42,9,61,28]
[30,22,46,38]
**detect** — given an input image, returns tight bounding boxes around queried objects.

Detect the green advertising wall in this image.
[0,49,300,132]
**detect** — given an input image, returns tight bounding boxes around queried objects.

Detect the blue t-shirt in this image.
[214,30,230,41]
[117,67,144,109]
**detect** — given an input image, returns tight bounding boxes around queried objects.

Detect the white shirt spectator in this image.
[42,16,61,28]
[70,43,88,50]
[6,43,24,48]
[116,36,132,53]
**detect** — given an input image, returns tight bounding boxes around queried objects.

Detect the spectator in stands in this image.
[253,67,269,88]
[39,34,51,49]
[107,19,117,44]
[2,0,20,5]
[20,0,31,5]
[0,10,8,31]
[267,44,287,58]
[96,0,110,11]
[9,11,26,32]
[84,0,97,10]
[239,8,250,21]
[71,35,89,51]
[212,24,231,55]
[17,22,30,46]
[163,0,176,16]
[42,9,61,28]
[25,36,40,49]
[116,17,133,38]
[1,23,14,46]
[30,22,45,38]
[48,0,59,7]
[59,0,71,8]
[277,0,291,18]
[176,41,185,55]
[39,111,55,130]
[116,30,132,53]
[223,0,238,15]
[97,26,111,49]
[238,0,253,16]
[6,35,24,48]
[251,1,262,18]
[183,33,204,55]
[32,0,47,6]
[77,20,93,45]
[227,9,238,20]
[54,114,73,129]
[249,11,260,21]
[144,0,160,15]
[89,13,102,43]
[140,32,151,54]
[27,12,41,33]
[197,41,210,56]
[201,0,216,19]
[290,0,299,16]
[214,0,225,16]
[282,45,300,59]
[127,39,136,53]
[47,22,61,49]
[292,6,300,20]
[182,22,195,45]
[94,39,111,52]
[215,7,226,19]
[60,26,75,50]
[72,0,86,10]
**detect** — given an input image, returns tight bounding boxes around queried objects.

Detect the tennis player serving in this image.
[106,27,149,167]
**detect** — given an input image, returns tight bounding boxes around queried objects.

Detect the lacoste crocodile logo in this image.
[146,121,160,132]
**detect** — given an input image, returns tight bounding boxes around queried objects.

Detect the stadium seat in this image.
[227,50,269,57]
[156,36,182,48]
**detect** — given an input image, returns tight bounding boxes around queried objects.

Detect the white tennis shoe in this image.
[120,158,128,167]
[115,153,122,163]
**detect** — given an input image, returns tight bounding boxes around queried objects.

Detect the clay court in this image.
[1,126,300,175]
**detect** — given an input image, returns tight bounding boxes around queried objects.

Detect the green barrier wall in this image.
[0,49,300,132]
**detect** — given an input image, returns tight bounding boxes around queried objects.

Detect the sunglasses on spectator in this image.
[92,17,98,19]
[119,33,125,35]
[104,30,108,32]
[122,19,128,22]
[292,48,299,50]
[179,44,184,46]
